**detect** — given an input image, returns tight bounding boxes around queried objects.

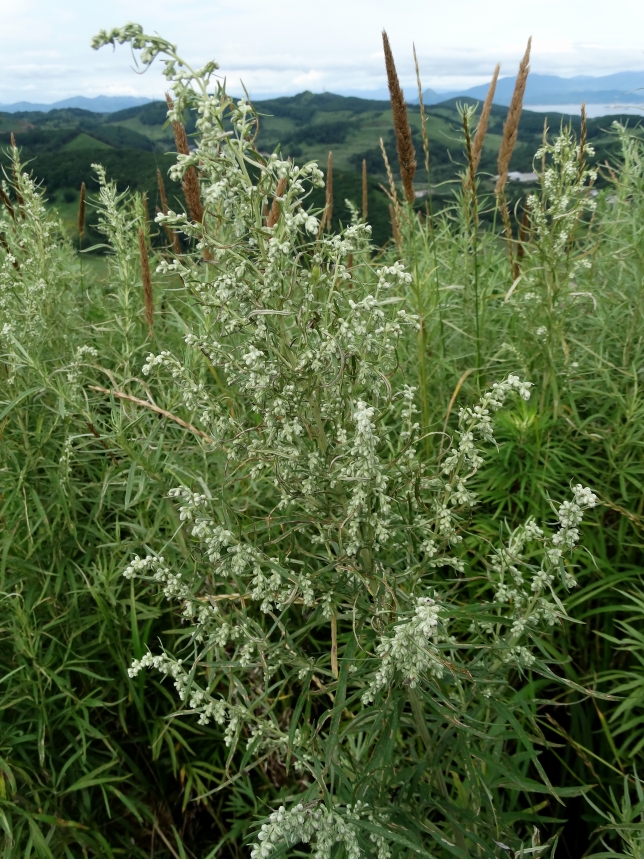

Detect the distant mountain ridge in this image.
[421,71,644,106]
[0,96,155,114]
[2,72,644,115]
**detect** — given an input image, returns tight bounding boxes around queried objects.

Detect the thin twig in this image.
[88,386,214,443]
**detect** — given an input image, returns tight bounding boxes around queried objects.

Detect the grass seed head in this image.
[496,38,532,195]
[165,92,204,224]
[470,63,500,178]
[267,177,288,228]
[383,30,417,205]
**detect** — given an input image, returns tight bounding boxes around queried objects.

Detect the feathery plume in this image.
[165,92,204,225]
[267,177,288,228]
[495,38,532,196]
[157,168,181,255]
[382,30,416,204]
[495,38,531,279]
[78,182,86,242]
[470,63,500,177]
[362,158,368,221]
[138,227,154,336]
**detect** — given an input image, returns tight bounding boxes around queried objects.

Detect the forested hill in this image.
[0,92,637,246]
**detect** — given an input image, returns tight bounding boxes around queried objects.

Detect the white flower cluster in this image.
[251,801,390,859]
[66,345,99,384]
[548,484,598,578]
[0,146,73,369]
[363,596,446,703]
[251,803,360,859]
[526,128,597,275]
[473,485,598,672]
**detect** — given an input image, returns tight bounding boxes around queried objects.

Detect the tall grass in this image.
[1,23,644,859]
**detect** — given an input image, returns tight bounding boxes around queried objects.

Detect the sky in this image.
[2,0,644,104]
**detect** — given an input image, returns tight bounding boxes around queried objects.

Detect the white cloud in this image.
[1,0,644,103]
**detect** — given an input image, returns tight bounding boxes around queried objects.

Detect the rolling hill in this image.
[0,92,637,246]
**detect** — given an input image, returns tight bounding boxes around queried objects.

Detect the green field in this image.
[2,92,638,246]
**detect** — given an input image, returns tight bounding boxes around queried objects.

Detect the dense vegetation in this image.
[1,91,640,247]
[2,23,644,859]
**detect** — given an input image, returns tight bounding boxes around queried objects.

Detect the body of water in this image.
[525,103,644,117]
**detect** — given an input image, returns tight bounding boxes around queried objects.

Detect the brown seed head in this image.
[382,30,417,204]
[496,38,532,195]
[267,177,288,228]
[580,102,587,150]
[165,92,190,156]
[157,168,169,215]
[165,92,204,224]
[470,63,500,177]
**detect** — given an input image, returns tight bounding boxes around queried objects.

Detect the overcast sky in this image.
[2,0,644,103]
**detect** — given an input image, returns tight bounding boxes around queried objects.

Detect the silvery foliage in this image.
[526,128,597,275]
[0,142,73,378]
[506,127,598,360]
[95,26,598,856]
